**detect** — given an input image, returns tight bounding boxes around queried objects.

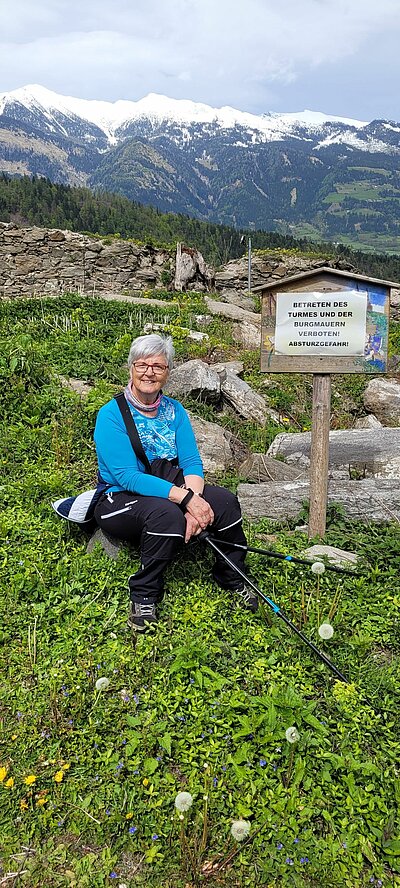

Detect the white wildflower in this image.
[230,819,251,842]
[174,791,193,813]
[285,726,300,744]
[318,622,334,640]
[95,676,110,691]
[311,561,325,575]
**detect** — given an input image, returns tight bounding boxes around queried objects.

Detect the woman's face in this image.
[130,353,169,403]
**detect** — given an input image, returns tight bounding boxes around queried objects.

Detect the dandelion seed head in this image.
[95,676,110,691]
[175,791,193,812]
[318,622,334,640]
[311,561,325,575]
[231,819,251,841]
[285,726,300,744]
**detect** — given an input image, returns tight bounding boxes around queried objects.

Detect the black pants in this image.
[94,484,247,604]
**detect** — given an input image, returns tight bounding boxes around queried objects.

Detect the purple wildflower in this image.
[259,758,267,767]
[285,857,294,865]
[277,842,283,850]
[300,857,309,864]
[129,826,137,835]
[109,873,118,879]
[152,834,159,841]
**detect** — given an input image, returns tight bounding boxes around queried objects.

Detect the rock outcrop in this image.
[363,377,400,426]
[267,427,400,479]
[237,479,400,522]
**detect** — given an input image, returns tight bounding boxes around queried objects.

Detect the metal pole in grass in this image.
[206,536,357,576]
[199,532,348,684]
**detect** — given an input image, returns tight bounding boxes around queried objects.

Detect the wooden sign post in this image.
[257,267,396,539]
[309,374,331,537]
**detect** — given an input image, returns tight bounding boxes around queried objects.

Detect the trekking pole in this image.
[206,537,357,576]
[199,532,348,683]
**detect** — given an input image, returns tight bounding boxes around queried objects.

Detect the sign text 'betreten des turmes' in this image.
[274,289,368,356]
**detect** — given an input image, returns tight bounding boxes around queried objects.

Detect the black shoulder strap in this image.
[114,392,152,473]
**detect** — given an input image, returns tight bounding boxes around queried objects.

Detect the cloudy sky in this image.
[1,0,399,122]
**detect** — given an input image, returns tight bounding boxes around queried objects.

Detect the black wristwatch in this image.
[179,489,195,511]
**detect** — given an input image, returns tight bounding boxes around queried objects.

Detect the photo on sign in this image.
[274,289,368,357]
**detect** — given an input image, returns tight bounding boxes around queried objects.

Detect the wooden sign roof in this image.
[254,266,400,293]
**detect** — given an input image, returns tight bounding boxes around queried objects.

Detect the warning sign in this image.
[274,289,368,356]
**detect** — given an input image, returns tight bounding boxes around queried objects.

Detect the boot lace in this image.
[236,586,256,605]
[137,602,156,617]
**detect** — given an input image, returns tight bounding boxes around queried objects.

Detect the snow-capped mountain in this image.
[1,84,400,246]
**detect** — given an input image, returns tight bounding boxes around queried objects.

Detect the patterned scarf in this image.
[124,381,163,413]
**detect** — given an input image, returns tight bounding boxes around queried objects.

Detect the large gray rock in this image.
[219,287,256,311]
[301,544,359,568]
[174,242,213,291]
[188,413,249,473]
[363,378,400,425]
[353,414,382,430]
[237,479,400,522]
[211,361,244,378]
[239,453,306,482]
[221,370,270,425]
[164,360,220,402]
[204,297,261,327]
[86,528,123,559]
[232,320,261,350]
[268,428,400,478]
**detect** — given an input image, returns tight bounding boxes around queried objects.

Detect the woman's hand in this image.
[184,513,202,543]
[185,493,214,529]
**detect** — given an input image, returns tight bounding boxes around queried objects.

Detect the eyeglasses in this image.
[132,361,169,376]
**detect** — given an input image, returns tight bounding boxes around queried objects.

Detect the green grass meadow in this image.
[1,294,400,887]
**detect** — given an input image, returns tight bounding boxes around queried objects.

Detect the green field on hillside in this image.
[1,293,399,887]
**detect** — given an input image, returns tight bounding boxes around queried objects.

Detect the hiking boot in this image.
[128,601,158,632]
[232,584,259,613]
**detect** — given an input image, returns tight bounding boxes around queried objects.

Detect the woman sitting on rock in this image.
[93,333,257,631]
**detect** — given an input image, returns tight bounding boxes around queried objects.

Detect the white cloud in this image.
[1,0,399,118]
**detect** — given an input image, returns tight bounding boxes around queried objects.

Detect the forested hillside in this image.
[1,173,399,281]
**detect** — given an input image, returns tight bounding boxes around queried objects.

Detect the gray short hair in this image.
[127,334,175,370]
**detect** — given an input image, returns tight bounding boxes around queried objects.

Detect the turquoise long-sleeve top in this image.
[94,395,204,497]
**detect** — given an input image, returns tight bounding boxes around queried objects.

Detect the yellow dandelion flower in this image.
[36,797,47,807]
[20,798,29,810]
[126,812,133,820]
[54,770,64,783]
[5,777,14,788]
[24,774,37,786]
[11,735,17,741]
[62,763,71,770]
[142,778,149,786]
[0,766,8,782]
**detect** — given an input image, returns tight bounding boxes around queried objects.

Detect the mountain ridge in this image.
[1,84,400,253]
[0,84,371,144]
